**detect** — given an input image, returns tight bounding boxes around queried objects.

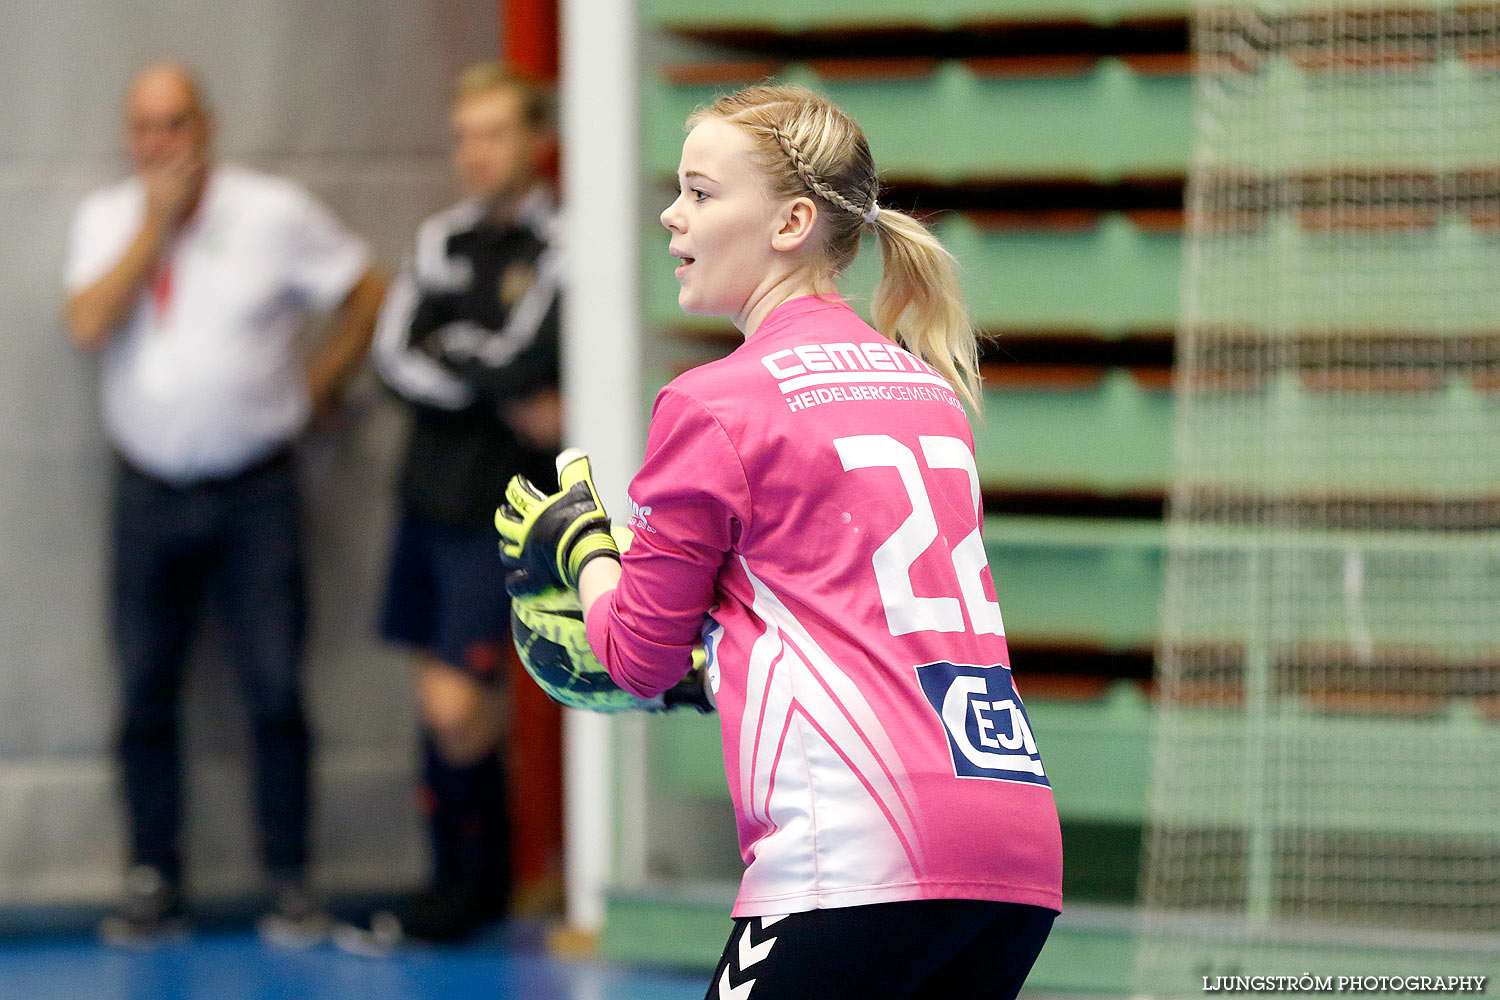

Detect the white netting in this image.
[1137,3,1500,992]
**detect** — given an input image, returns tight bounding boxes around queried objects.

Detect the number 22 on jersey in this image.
[835,434,1005,638]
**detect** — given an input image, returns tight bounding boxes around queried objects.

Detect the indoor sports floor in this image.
[0,917,1102,1000]
[0,921,707,1000]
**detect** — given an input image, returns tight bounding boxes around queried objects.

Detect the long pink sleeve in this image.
[586,387,751,698]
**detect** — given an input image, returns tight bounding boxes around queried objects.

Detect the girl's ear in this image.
[770,196,818,253]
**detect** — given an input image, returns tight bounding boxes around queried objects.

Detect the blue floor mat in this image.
[0,929,708,1000]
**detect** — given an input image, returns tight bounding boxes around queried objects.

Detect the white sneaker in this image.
[256,881,331,949]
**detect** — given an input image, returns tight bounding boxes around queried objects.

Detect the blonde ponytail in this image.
[870,209,981,413]
[691,84,983,414]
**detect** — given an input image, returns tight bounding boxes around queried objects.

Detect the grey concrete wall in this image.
[0,1,499,904]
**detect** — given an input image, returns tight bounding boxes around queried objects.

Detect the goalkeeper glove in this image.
[496,448,619,591]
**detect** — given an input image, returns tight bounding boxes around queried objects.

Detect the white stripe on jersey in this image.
[414,200,487,291]
[737,558,926,889]
[371,262,475,410]
[373,191,562,410]
[429,240,560,370]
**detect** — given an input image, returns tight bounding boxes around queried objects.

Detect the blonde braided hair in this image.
[770,126,878,225]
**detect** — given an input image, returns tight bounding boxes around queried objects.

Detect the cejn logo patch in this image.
[916,662,1048,786]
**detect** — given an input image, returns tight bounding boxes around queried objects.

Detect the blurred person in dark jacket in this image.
[344,63,561,949]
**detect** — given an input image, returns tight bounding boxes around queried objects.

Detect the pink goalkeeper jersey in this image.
[587,295,1062,918]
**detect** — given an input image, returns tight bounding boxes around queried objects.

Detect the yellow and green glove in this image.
[499,458,714,714]
[506,580,713,714]
[496,448,619,592]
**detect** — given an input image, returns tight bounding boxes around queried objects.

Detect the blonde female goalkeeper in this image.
[500,84,1061,1000]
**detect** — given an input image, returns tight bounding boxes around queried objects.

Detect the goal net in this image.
[1137,3,1500,991]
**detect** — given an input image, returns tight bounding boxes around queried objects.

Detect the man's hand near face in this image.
[65,150,205,352]
[143,149,207,231]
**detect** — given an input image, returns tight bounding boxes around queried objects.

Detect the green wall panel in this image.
[646,61,1193,180]
[1028,683,1155,824]
[649,710,727,800]
[949,215,1183,331]
[975,371,1174,492]
[645,217,1184,334]
[646,0,1188,31]
[987,516,1166,648]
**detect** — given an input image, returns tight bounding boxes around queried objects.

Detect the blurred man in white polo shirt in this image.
[63,63,386,947]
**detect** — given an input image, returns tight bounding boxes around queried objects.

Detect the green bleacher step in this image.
[643,215,1185,333]
[974,370,1175,495]
[645,0,1190,31]
[986,516,1166,650]
[646,59,1194,179]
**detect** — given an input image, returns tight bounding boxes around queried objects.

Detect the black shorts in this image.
[704,899,1055,1000]
[379,516,511,681]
